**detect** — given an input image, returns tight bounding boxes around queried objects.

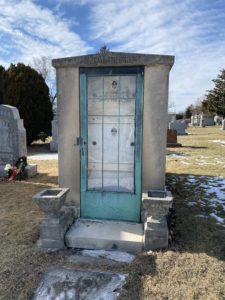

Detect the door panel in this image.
[80,67,144,222]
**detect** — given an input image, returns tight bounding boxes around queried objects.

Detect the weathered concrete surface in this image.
[53,52,174,68]
[37,206,76,251]
[66,249,135,264]
[33,188,78,251]
[25,164,37,178]
[0,105,27,176]
[66,254,123,266]
[32,267,127,300]
[33,188,69,217]
[141,190,173,222]
[53,52,174,208]
[50,117,58,152]
[65,218,144,253]
[144,216,168,250]
[142,65,171,191]
[81,249,135,263]
[56,67,80,206]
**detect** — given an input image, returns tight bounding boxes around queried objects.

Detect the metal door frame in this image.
[80,66,144,222]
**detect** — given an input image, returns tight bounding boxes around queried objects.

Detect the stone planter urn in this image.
[32,188,76,250]
[33,188,69,217]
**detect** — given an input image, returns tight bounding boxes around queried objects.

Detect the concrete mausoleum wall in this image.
[142,65,170,191]
[53,52,174,207]
[56,67,80,205]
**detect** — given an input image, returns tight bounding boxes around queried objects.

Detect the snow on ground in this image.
[170,175,225,225]
[208,140,225,146]
[28,153,58,160]
[81,250,135,263]
[33,267,127,300]
[167,153,225,167]
[167,153,187,158]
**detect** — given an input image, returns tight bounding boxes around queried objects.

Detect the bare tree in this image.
[32,56,57,113]
[33,56,52,81]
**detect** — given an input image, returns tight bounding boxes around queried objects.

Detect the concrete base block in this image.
[25,164,37,178]
[50,140,58,152]
[38,205,76,250]
[37,238,65,250]
[141,190,173,222]
[65,218,144,253]
[144,216,168,250]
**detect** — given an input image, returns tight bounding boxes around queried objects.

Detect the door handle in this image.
[130,142,135,146]
[74,137,86,146]
[74,137,81,146]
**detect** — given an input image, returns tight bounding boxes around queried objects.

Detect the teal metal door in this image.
[80,67,144,222]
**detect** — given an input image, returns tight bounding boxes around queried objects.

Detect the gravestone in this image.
[0,105,27,175]
[0,104,37,177]
[222,119,225,130]
[167,129,182,147]
[214,115,222,125]
[191,113,214,127]
[199,113,205,127]
[190,114,200,126]
[168,120,187,135]
[167,112,176,126]
[50,115,58,152]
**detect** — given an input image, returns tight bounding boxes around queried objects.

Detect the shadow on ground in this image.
[28,142,51,154]
[167,172,225,261]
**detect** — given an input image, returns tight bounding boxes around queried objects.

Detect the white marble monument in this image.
[50,115,58,152]
[0,105,27,175]
[0,104,37,177]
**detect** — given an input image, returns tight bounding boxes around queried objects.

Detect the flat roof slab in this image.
[52,52,174,68]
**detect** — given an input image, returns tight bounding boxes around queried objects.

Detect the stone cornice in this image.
[52,52,174,69]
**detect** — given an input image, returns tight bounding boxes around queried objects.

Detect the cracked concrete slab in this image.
[32,266,127,300]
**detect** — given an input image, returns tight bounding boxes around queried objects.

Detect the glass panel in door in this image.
[87,75,136,193]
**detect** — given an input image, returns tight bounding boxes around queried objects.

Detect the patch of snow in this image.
[28,153,58,160]
[33,267,127,300]
[208,140,225,145]
[195,159,216,166]
[210,213,224,224]
[184,175,225,224]
[180,161,191,165]
[81,250,135,263]
[186,175,198,184]
[167,153,187,158]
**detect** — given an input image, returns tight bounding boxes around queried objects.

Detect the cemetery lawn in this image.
[0,127,225,299]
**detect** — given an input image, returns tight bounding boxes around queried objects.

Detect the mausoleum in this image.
[33,52,175,252]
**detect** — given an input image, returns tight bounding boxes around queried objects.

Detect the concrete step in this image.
[65,218,144,253]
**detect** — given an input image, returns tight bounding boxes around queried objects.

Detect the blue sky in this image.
[0,0,225,111]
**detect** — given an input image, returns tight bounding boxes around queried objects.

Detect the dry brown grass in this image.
[0,127,225,300]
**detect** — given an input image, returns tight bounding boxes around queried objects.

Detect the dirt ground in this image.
[0,127,225,300]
